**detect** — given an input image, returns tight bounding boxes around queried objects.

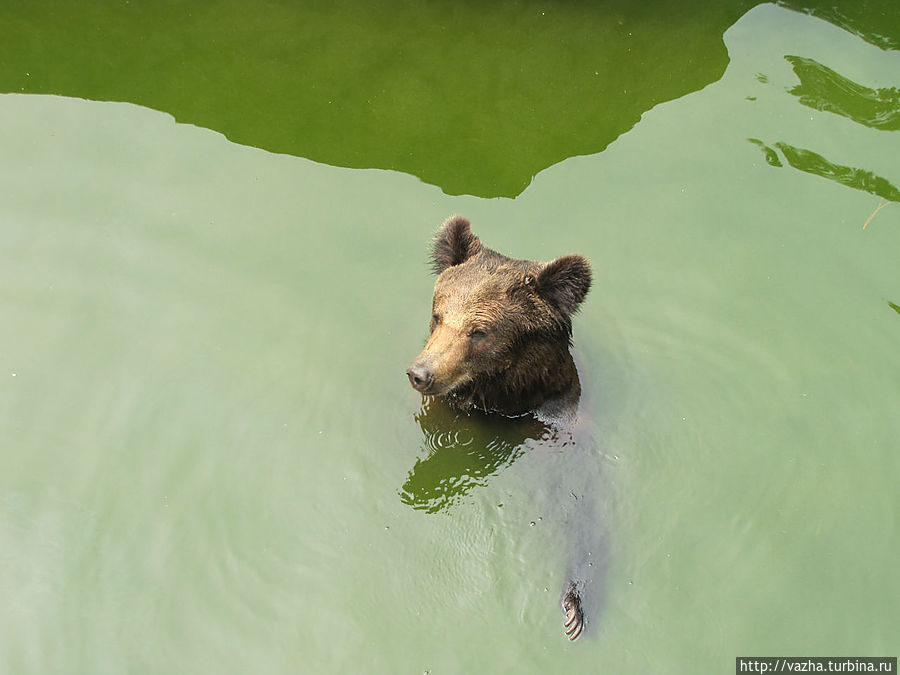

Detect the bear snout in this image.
[406,362,434,393]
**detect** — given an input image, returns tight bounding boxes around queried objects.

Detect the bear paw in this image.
[562,586,584,641]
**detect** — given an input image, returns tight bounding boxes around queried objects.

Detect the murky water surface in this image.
[1,3,898,673]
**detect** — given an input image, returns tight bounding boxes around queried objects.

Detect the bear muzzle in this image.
[406,361,435,394]
[408,323,472,396]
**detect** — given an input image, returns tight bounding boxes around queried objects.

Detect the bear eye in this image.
[431,313,441,325]
[469,329,488,340]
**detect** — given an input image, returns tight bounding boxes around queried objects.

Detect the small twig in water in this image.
[862,199,890,230]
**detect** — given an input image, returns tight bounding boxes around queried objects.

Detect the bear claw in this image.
[562,587,584,641]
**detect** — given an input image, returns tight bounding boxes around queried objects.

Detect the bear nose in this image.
[406,363,433,393]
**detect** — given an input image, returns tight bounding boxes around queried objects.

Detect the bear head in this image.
[407,216,591,415]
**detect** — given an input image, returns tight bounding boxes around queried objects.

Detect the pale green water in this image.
[1,4,899,673]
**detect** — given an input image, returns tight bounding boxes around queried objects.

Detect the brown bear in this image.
[406,216,591,418]
[406,215,593,640]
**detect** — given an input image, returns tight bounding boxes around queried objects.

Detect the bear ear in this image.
[535,254,592,316]
[431,216,483,274]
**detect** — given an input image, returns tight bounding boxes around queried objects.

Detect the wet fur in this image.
[413,216,591,417]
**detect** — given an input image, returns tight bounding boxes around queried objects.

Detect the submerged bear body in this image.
[406,215,594,640]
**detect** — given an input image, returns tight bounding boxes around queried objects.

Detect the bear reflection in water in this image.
[404,216,605,641]
[399,397,551,514]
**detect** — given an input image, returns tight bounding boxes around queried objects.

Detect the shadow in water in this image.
[399,398,553,513]
[749,139,900,202]
[777,0,900,51]
[0,1,894,197]
[776,142,900,202]
[748,138,783,167]
[786,55,900,131]
[749,55,899,202]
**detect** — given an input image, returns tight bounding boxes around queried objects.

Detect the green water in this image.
[1,2,899,673]
[2,0,896,198]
